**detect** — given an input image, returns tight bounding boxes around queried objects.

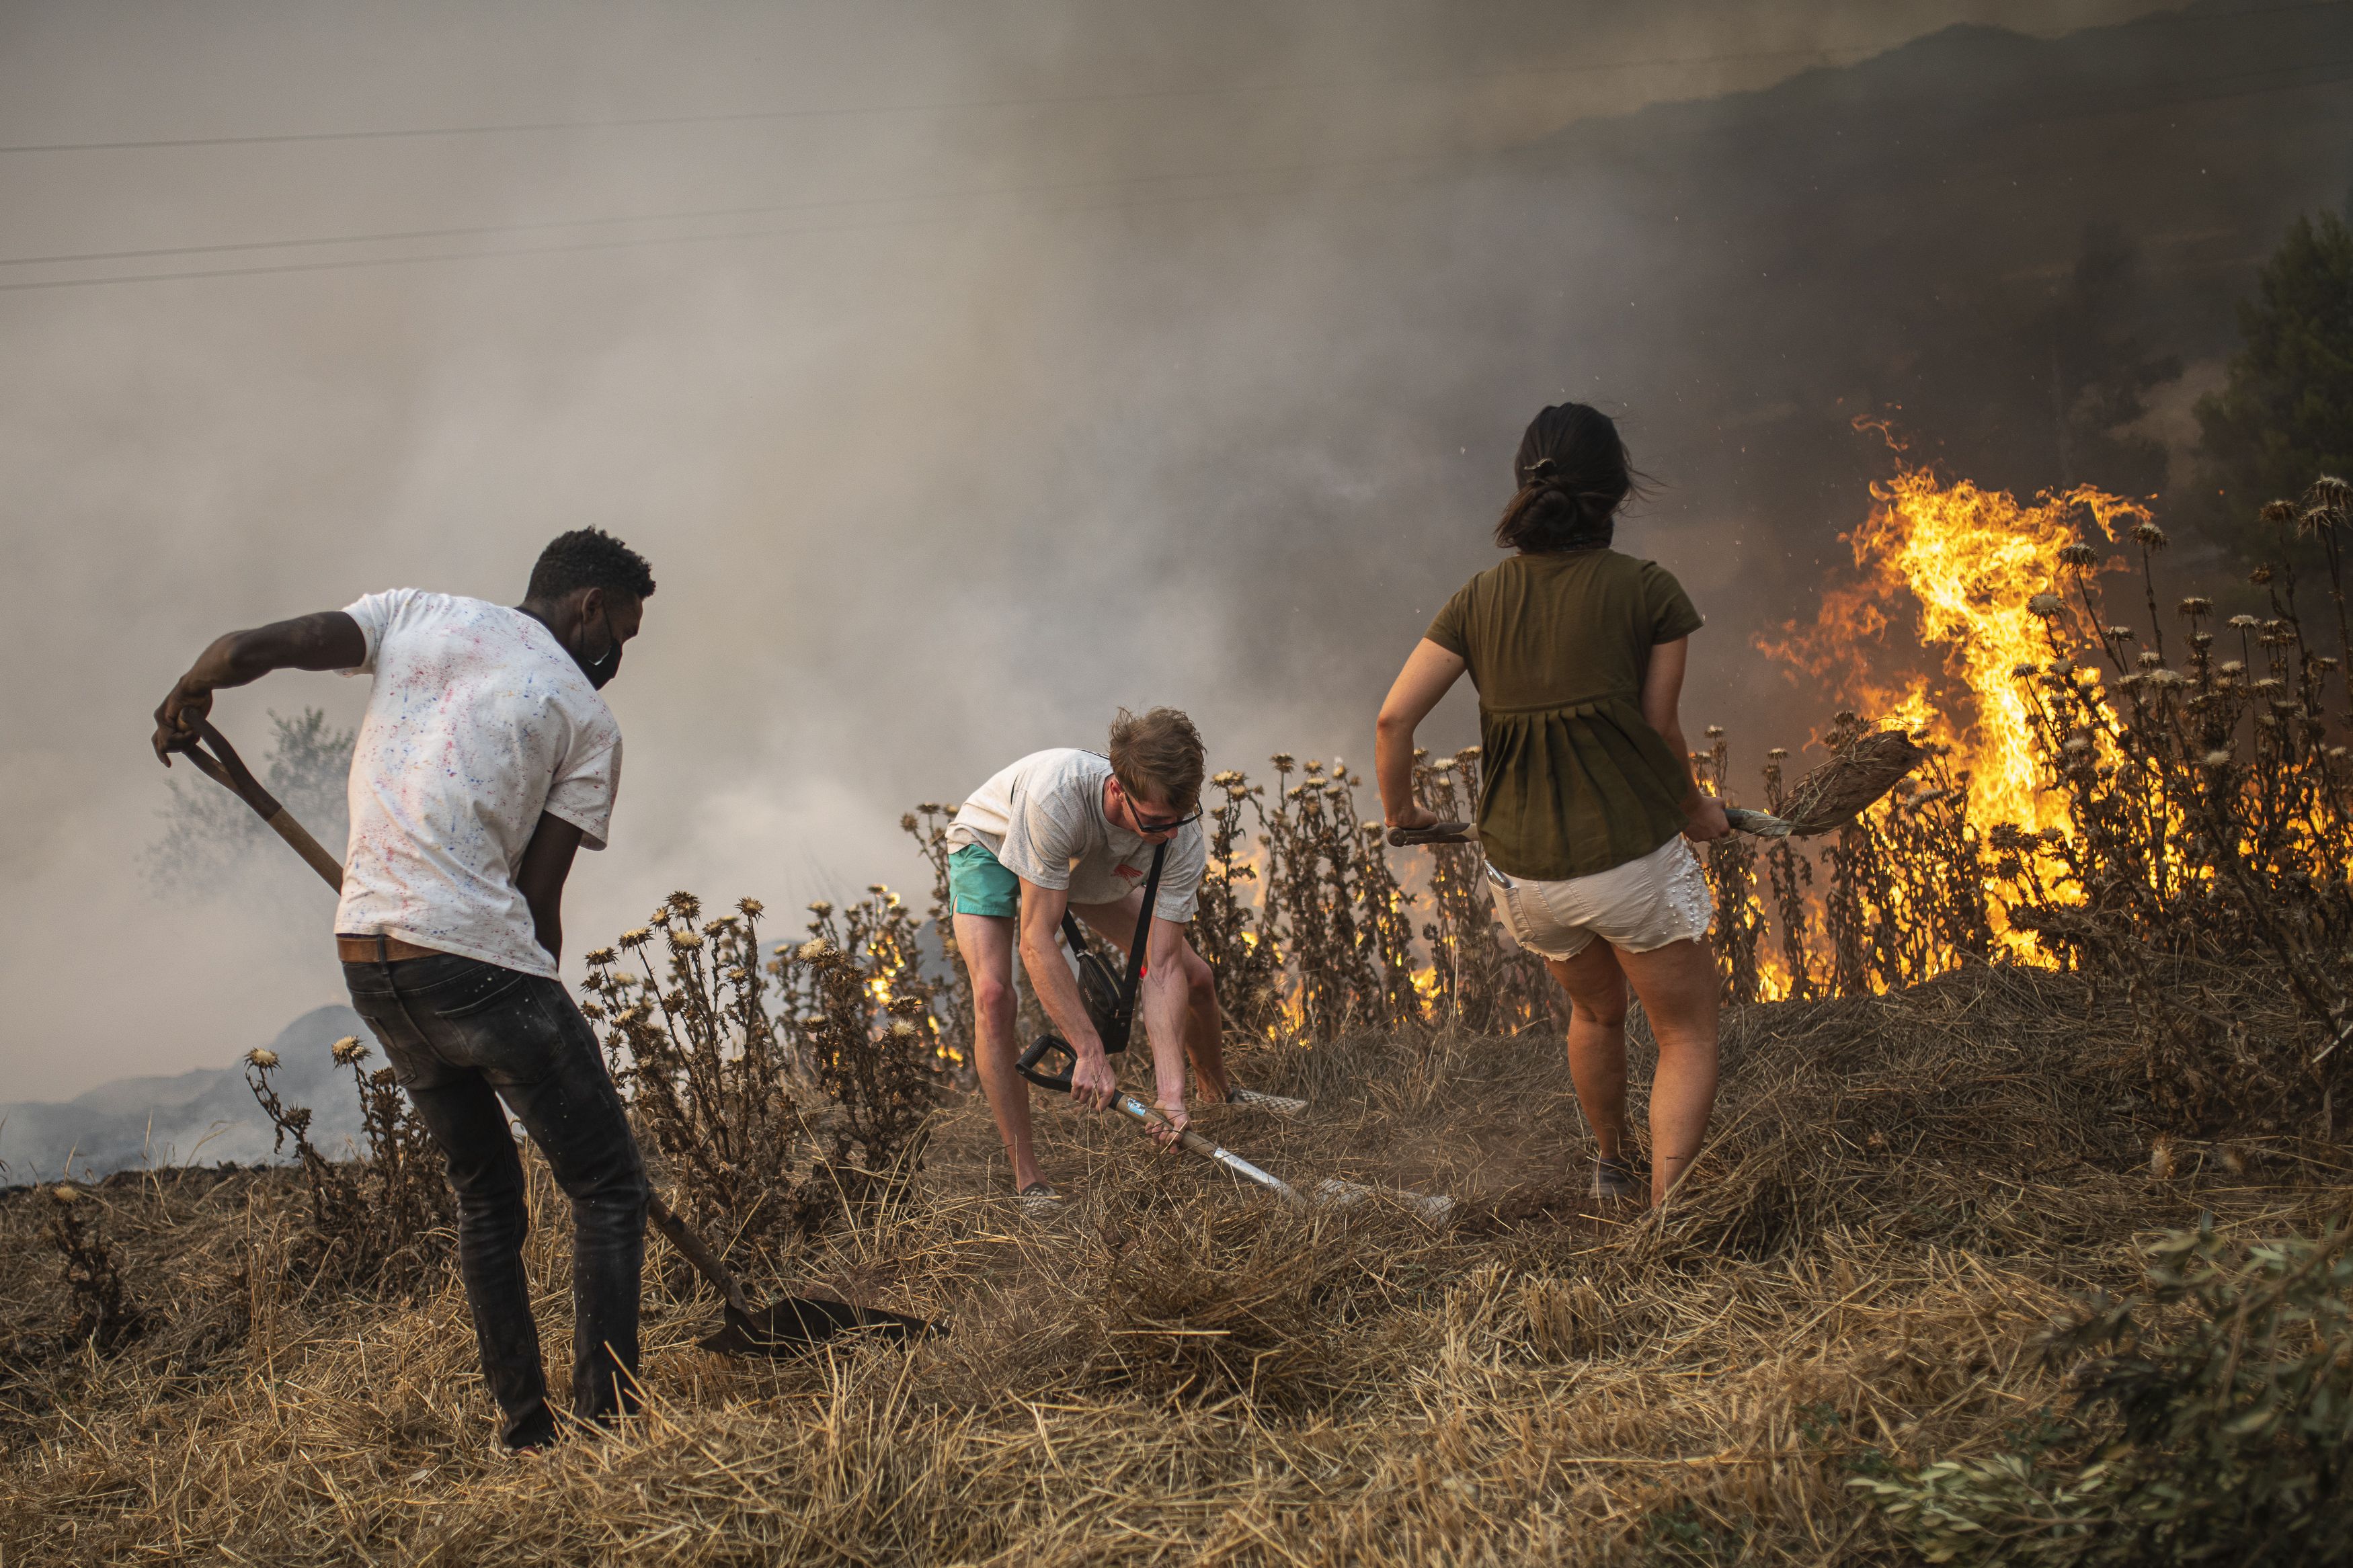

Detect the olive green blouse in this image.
[1424,549,1704,882]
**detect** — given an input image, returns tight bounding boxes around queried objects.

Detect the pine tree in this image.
[2192,210,2353,560]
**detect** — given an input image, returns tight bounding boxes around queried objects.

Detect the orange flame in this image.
[1761,461,2149,835]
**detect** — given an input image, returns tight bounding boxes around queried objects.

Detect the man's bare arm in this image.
[1137,912,1193,1128]
[153,610,366,763]
[516,813,586,964]
[1018,880,1120,1108]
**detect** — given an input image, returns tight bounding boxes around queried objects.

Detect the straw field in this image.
[7,472,2352,1563]
[3,954,2346,1566]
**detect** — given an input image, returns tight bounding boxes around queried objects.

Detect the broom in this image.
[1388,729,1929,847]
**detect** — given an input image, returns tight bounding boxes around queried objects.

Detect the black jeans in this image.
[343,951,648,1450]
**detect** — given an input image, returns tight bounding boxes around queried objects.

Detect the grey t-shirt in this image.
[947,748,1205,921]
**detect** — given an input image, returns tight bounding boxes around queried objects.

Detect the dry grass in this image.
[3,962,2342,1566]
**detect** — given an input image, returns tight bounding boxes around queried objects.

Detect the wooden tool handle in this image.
[264,807,346,892]
[645,1192,754,1318]
[1386,821,1478,848]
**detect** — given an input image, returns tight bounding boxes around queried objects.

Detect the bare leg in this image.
[1072,898,1232,1104]
[1545,942,1632,1162]
[954,913,1041,1192]
[1611,937,1720,1204]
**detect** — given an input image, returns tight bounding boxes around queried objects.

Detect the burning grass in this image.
[4,962,2346,1565]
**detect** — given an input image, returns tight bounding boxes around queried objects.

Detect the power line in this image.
[0,39,1902,157]
[3,52,2346,297]
[7,46,2350,282]
[2,1,2342,157]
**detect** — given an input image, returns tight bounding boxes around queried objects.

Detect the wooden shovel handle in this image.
[645,1192,754,1318]
[182,720,346,892]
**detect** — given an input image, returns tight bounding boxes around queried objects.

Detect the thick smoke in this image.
[1,0,2335,1104]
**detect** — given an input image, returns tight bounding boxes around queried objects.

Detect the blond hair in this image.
[1108,707,1205,812]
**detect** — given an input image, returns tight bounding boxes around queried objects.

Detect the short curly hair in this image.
[1108,706,1205,813]
[526,528,656,602]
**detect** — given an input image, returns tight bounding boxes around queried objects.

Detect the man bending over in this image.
[151,529,655,1453]
[948,707,1275,1208]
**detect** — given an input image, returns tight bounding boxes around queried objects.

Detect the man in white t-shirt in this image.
[151,528,653,1454]
[948,708,1271,1208]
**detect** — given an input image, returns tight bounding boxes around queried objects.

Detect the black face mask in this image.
[577,611,622,689]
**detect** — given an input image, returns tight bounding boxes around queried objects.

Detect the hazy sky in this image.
[0,0,2194,1102]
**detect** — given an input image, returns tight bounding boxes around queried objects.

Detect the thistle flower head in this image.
[2149,668,2184,687]
[2219,659,2246,675]
[2261,499,2299,526]
[737,898,764,917]
[1269,752,1295,770]
[2011,661,2038,678]
[2057,542,2099,568]
[807,900,833,918]
[2250,565,2274,585]
[619,927,651,949]
[2106,626,2135,642]
[2061,736,2091,755]
[331,1036,370,1067]
[1766,747,1788,760]
[2178,596,2212,618]
[2229,614,2258,629]
[2137,651,2163,668]
[2130,520,2168,549]
[583,947,616,966]
[798,938,829,960]
[2047,657,2075,677]
[668,928,704,950]
[246,1047,279,1069]
[888,1020,918,1038]
[2203,749,2233,767]
[2026,592,2064,618]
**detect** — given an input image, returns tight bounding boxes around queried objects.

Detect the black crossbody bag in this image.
[1015,839,1168,1091]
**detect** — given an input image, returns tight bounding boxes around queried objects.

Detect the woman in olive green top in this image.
[1375,403,1729,1206]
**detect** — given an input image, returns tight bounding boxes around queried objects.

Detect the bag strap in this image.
[1053,837,1170,1049]
[1116,839,1170,1028]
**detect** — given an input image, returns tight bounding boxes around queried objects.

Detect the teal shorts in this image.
[948,842,1022,918]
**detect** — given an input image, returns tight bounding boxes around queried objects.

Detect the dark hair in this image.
[1493,403,1646,554]
[1108,706,1206,812]
[526,528,656,602]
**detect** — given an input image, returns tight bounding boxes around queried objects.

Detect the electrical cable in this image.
[1,50,2346,296]
[3,3,2343,159]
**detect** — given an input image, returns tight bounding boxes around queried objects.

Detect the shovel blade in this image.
[696,1296,944,1358]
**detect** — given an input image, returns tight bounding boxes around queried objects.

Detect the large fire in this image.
[1761,458,2151,837]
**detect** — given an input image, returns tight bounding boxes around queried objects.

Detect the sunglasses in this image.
[1114,781,1201,835]
[1131,804,1202,834]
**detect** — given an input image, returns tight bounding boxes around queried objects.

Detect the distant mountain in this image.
[0,1006,370,1181]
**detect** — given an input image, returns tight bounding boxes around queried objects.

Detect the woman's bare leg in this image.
[1544,942,1632,1162]
[1611,937,1720,1204]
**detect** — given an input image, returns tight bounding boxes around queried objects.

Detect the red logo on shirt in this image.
[1113,864,1144,881]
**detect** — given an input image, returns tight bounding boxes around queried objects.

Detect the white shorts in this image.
[1486,835,1713,962]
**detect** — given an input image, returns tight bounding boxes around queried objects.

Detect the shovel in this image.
[175,718,943,1358]
[1389,807,1790,848]
[1016,1036,1452,1221]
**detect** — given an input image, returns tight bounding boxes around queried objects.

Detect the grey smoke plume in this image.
[4,0,2341,1102]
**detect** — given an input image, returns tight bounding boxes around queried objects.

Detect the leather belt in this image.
[336,933,445,964]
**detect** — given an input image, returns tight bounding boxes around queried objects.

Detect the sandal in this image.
[1017,1182,1065,1220]
[1591,1155,1640,1202]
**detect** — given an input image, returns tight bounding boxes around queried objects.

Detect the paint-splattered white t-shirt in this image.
[947,749,1203,921]
[334,589,621,977]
